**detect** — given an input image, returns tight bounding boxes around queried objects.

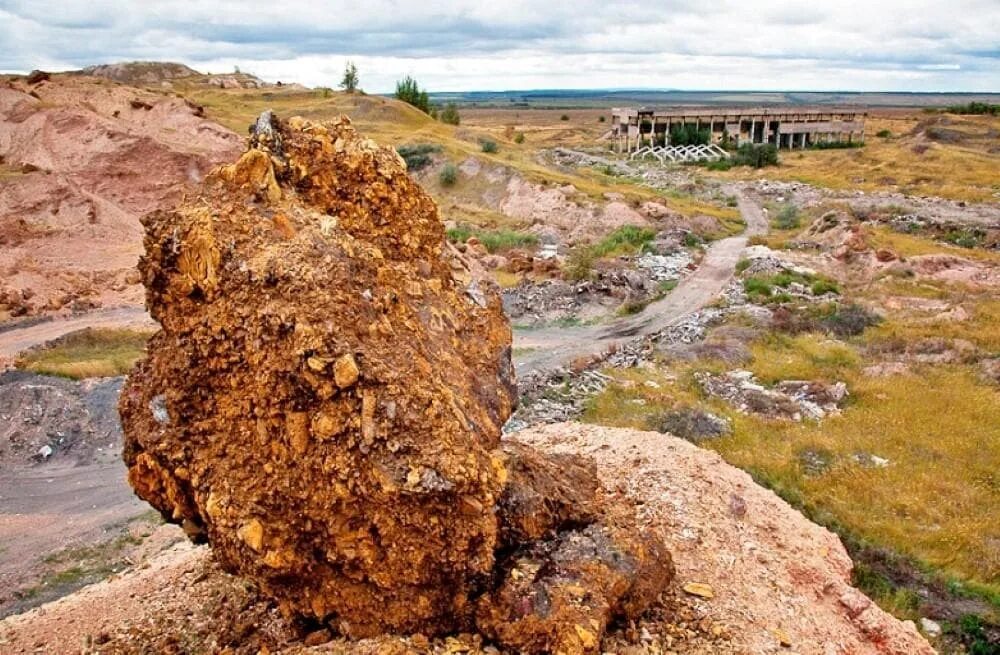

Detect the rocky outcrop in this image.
[118,113,671,651]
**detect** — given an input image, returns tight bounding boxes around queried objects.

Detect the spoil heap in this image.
[119,112,672,653]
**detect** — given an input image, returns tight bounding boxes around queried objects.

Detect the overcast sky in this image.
[2,0,998,93]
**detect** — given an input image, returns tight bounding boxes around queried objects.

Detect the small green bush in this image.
[439,163,458,186]
[513,132,525,144]
[705,159,732,171]
[560,114,569,121]
[564,246,597,281]
[598,115,606,123]
[744,277,773,298]
[480,139,499,153]
[682,232,701,248]
[396,143,441,171]
[439,103,460,125]
[876,129,892,138]
[811,279,840,296]
[593,225,656,257]
[818,303,881,337]
[732,143,779,168]
[735,258,751,273]
[774,204,801,230]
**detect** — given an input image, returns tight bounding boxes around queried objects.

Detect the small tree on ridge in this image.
[340,61,359,93]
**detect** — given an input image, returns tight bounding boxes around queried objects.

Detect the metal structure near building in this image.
[610,106,867,153]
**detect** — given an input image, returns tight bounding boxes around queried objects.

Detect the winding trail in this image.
[514,192,767,377]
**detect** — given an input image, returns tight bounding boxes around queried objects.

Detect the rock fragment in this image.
[119,113,673,650]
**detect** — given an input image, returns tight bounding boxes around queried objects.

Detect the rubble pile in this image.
[119,113,672,652]
[695,370,848,421]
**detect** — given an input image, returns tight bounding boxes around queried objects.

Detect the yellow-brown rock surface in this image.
[119,112,671,651]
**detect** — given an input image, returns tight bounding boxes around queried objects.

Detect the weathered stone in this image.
[119,113,672,649]
[120,113,517,637]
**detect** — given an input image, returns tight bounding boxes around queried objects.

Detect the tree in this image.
[395,75,430,114]
[340,61,359,93]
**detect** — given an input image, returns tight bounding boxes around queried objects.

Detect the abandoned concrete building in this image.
[610,106,867,153]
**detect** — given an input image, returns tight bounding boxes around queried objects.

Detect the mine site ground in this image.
[0,67,998,653]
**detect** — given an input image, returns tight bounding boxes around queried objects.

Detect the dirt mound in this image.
[0,370,123,468]
[76,61,200,86]
[0,423,934,654]
[0,75,242,320]
[118,113,671,651]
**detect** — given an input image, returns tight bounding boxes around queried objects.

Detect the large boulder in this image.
[119,113,671,650]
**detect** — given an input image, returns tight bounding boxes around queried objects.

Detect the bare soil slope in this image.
[0,423,932,655]
[0,74,242,320]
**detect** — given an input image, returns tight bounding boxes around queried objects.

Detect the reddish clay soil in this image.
[0,74,241,320]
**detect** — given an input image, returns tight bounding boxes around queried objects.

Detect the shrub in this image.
[744,277,773,298]
[669,123,710,146]
[811,279,840,296]
[445,226,537,253]
[564,246,597,281]
[395,143,441,171]
[480,139,498,153]
[514,132,525,144]
[592,225,656,257]
[705,159,732,171]
[394,75,430,113]
[944,228,985,249]
[818,303,881,337]
[774,204,801,230]
[735,258,751,273]
[598,115,606,123]
[876,129,892,138]
[732,143,779,168]
[682,232,702,248]
[439,163,458,186]
[560,114,569,121]
[439,103,460,125]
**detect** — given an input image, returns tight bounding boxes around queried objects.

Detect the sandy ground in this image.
[0,423,932,654]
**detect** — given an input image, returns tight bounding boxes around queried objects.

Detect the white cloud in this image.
[0,0,997,92]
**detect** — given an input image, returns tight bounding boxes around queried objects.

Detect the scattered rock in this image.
[919,617,941,638]
[696,371,848,421]
[682,582,715,599]
[25,70,50,85]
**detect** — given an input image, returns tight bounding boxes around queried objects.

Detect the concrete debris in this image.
[696,370,848,421]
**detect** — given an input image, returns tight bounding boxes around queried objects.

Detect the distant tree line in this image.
[942,101,999,116]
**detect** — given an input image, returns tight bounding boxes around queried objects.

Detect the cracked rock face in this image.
[120,113,671,651]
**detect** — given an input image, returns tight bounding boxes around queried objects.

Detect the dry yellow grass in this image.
[583,328,1000,593]
[184,87,737,223]
[710,112,1000,203]
[16,328,153,379]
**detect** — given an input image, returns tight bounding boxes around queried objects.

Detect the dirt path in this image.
[0,461,149,617]
[0,306,152,367]
[514,192,767,377]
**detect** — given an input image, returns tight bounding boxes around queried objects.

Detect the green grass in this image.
[591,225,656,257]
[446,226,539,253]
[16,328,152,379]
